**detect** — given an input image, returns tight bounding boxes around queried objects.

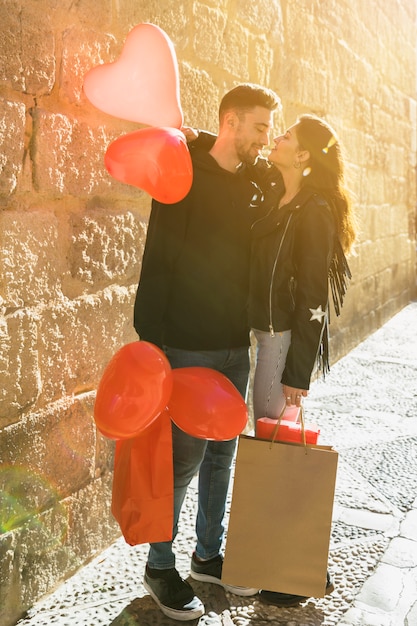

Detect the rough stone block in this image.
[31,110,118,196]
[0,1,55,94]
[236,0,283,37]
[67,209,145,292]
[295,61,330,110]
[1,395,97,504]
[60,27,117,105]
[60,0,113,32]
[400,509,417,541]
[219,22,249,80]
[116,0,188,48]
[193,4,226,64]
[365,170,386,205]
[0,99,26,196]
[357,562,404,611]
[0,210,63,306]
[0,309,40,424]
[382,536,417,568]
[0,531,23,626]
[249,36,274,87]
[180,62,219,131]
[37,286,137,403]
[67,473,120,562]
[0,472,118,626]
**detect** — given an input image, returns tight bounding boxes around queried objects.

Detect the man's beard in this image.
[236,146,258,165]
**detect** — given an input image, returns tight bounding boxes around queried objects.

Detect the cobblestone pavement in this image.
[16,302,417,626]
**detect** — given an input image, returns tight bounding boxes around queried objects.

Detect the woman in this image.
[250,114,356,606]
[251,114,355,418]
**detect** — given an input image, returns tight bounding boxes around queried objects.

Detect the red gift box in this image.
[280,405,300,422]
[255,417,320,445]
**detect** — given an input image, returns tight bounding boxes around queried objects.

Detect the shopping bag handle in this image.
[269,403,307,450]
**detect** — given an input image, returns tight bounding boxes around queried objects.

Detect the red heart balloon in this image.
[83,23,183,127]
[104,127,193,204]
[166,367,248,441]
[94,341,173,440]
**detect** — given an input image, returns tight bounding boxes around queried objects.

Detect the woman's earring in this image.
[302,166,312,177]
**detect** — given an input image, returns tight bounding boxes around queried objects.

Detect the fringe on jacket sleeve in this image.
[329,237,352,317]
[318,237,352,377]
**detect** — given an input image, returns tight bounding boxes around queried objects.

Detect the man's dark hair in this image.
[219,83,280,123]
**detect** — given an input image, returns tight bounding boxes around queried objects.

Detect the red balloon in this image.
[94,342,173,439]
[166,367,248,441]
[83,23,183,127]
[105,126,193,203]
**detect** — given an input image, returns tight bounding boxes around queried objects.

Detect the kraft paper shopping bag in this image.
[222,434,338,597]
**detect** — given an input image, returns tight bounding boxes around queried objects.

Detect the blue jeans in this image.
[147,345,250,570]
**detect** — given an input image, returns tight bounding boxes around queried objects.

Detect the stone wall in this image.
[0,0,416,624]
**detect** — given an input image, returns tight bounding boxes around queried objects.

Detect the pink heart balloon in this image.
[83,23,183,128]
[105,126,193,204]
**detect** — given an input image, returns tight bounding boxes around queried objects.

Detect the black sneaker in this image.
[190,552,258,596]
[144,565,204,621]
[259,571,335,607]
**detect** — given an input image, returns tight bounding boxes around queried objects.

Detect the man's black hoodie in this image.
[134,147,269,350]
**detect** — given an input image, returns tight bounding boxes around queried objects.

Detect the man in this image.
[134,83,280,621]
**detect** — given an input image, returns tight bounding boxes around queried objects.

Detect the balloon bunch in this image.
[94,341,248,441]
[83,23,193,203]
[94,342,248,545]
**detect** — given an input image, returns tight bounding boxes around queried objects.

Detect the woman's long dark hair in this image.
[296,114,356,253]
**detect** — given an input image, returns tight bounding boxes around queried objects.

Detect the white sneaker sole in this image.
[143,578,205,621]
[190,570,259,596]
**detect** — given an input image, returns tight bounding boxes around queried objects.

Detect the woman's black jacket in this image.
[249,187,339,390]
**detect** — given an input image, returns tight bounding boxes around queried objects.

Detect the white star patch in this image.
[309,305,326,323]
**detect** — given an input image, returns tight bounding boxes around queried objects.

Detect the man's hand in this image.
[181,126,199,142]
